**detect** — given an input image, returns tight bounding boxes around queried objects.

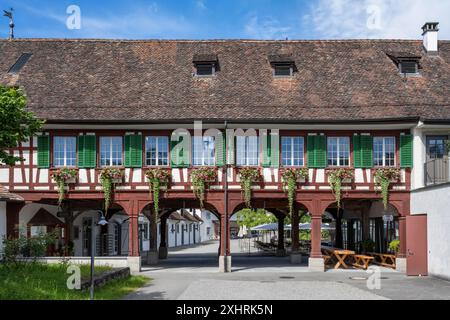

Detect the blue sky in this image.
[0,0,449,40]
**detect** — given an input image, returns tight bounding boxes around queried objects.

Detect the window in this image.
[30,226,47,237]
[327,137,350,167]
[145,136,169,166]
[273,63,293,77]
[399,61,418,75]
[236,136,259,166]
[373,137,396,167]
[8,53,32,74]
[100,137,123,166]
[427,136,448,160]
[53,136,77,167]
[282,136,304,167]
[195,63,215,76]
[192,136,215,166]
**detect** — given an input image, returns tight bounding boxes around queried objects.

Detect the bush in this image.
[388,239,400,254]
[1,232,57,265]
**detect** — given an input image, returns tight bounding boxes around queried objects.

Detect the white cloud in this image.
[244,15,293,40]
[196,0,207,11]
[305,0,450,39]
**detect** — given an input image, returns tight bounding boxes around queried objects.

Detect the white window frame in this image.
[53,136,77,167]
[145,136,169,167]
[373,136,396,167]
[192,136,215,166]
[236,135,259,166]
[281,136,304,167]
[327,137,350,167]
[100,136,123,167]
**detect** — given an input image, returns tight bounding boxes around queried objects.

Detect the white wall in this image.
[0,202,6,255]
[411,185,450,280]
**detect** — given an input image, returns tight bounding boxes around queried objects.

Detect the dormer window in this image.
[193,53,218,77]
[399,61,419,75]
[273,63,293,77]
[269,54,296,78]
[195,63,215,76]
[386,52,421,76]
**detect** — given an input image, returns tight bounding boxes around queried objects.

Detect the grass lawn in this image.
[0,263,149,300]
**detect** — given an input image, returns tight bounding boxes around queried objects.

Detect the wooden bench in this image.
[323,255,332,265]
[367,253,396,269]
[352,255,374,270]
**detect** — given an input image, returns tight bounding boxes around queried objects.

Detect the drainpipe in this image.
[223,120,230,272]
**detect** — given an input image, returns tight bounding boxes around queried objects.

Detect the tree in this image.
[236,209,277,229]
[0,86,44,165]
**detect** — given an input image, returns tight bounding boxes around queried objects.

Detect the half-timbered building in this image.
[0,22,449,275]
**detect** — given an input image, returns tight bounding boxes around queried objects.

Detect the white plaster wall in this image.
[199,210,218,242]
[0,202,6,255]
[411,185,450,280]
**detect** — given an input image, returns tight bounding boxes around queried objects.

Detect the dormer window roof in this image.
[193,54,218,77]
[269,54,297,77]
[386,52,421,76]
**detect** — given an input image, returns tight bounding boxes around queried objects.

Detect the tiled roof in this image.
[1,39,450,123]
[0,184,24,202]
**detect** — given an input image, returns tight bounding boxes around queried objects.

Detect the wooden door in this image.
[406,215,428,276]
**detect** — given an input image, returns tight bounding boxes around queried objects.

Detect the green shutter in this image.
[124,135,142,168]
[262,134,271,168]
[270,133,280,168]
[37,136,50,168]
[77,135,96,168]
[307,135,326,168]
[400,135,413,168]
[315,136,327,168]
[307,136,316,167]
[353,135,362,168]
[170,134,189,168]
[360,135,373,168]
[215,131,226,167]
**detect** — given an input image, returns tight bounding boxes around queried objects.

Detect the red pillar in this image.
[398,216,406,258]
[126,200,140,257]
[310,215,322,258]
[219,213,230,256]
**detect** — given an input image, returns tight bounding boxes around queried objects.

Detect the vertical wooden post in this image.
[310,215,322,258]
[291,210,299,252]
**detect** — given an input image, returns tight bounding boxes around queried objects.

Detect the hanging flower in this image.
[238,167,261,208]
[99,168,123,215]
[191,167,217,208]
[51,168,77,206]
[374,168,401,210]
[281,168,309,216]
[145,168,171,214]
[327,168,354,209]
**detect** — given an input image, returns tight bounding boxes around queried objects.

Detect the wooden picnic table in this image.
[321,247,356,269]
[367,252,396,269]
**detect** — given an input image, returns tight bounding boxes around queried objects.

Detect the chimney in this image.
[422,22,439,54]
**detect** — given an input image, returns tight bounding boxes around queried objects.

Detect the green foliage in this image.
[145,168,171,214]
[281,168,309,216]
[374,168,401,210]
[190,167,217,208]
[0,263,149,300]
[2,232,58,265]
[327,168,354,209]
[99,168,122,215]
[238,167,261,208]
[360,239,376,253]
[388,239,400,253]
[236,209,277,229]
[0,86,44,165]
[51,168,77,206]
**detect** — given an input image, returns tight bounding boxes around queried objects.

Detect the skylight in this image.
[8,53,32,74]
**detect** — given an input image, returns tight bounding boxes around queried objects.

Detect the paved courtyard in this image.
[125,240,450,300]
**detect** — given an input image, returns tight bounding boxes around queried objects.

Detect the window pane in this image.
[282,136,304,167]
[100,137,122,167]
[274,65,292,76]
[236,135,259,166]
[328,137,349,167]
[196,64,214,76]
[192,136,215,166]
[53,136,76,167]
[146,136,168,166]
